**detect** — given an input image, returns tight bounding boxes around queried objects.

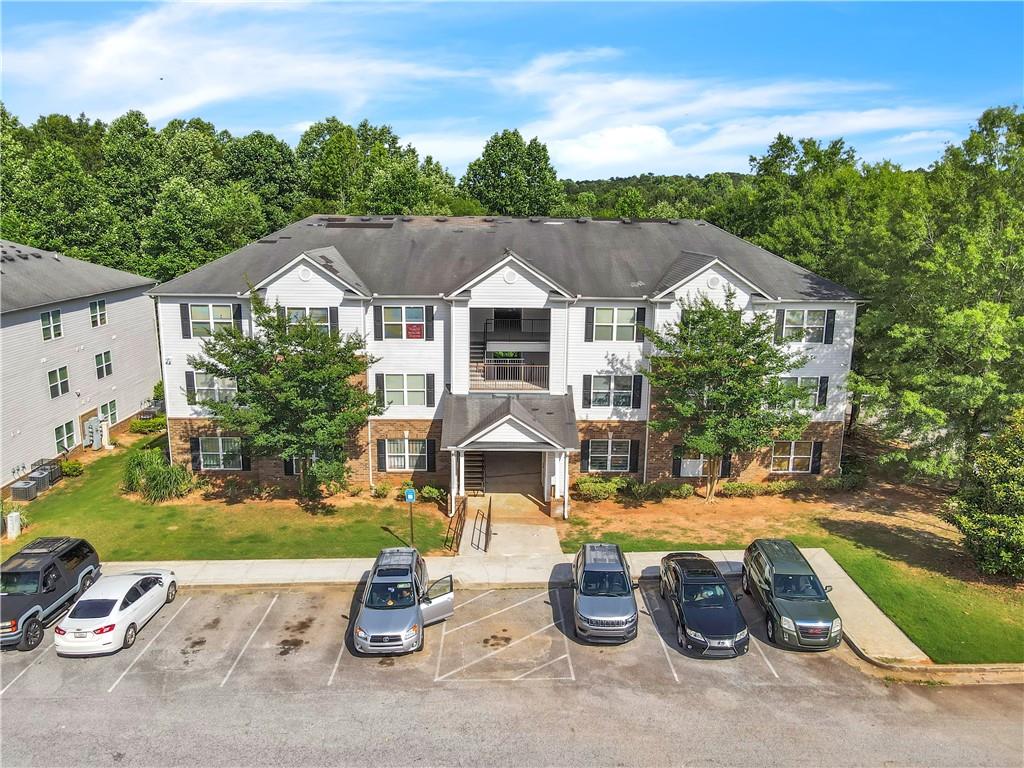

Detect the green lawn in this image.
[3,436,448,561]
[561,518,1024,665]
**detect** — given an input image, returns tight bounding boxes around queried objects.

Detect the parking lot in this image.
[2,580,1022,767]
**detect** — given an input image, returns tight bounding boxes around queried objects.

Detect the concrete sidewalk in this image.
[103,546,928,664]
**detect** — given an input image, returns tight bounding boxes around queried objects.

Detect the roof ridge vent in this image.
[482,216,495,222]
[576,217,589,223]
[16,252,28,259]
[401,216,413,222]
[258,238,278,244]
[620,218,633,224]
[32,252,42,258]
[360,216,372,222]
[668,219,680,225]
[434,216,448,222]
[529,216,542,223]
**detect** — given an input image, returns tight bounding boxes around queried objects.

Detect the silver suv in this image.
[353,548,454,654]
[571,543,638,643]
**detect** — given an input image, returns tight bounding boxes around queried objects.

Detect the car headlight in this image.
[734,627,748,642]
[625,612,638,624]
[355,626,368,641]
[831,618,842,634]
[685,627,706,642]
[404,624,420,639]
[780,616,795,632]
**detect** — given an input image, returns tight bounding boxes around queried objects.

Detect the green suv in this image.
[742,539,842,650]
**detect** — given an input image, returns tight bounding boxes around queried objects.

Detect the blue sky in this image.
[2,2,1021,179]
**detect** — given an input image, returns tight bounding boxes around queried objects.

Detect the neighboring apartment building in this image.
[149,215,859,517]
[1,240,160,489]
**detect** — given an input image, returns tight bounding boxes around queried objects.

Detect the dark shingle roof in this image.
[0,240,155,313]
[149,216,859,301]
[440,391,580,450]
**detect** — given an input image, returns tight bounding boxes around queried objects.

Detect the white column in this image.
[562,450,570,519]
[458,450,465,496]
[449,450,457,516]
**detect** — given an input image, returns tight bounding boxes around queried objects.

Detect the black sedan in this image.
[659,552,749,657]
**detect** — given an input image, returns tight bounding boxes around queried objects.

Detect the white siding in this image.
[450,302,470,394]
[466,263,554,309]
[659,264,756,328]
[2,288,160,486]
[547,303,569,396]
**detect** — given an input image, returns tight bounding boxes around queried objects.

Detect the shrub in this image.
[419,485,448,504]
[152,380,165,401]
[60,459,84,477]
[121,448,197,503]
[371,482,392,499]
[717,480,801,498]
[669,483,695,499]
[574,475,627,501]
[618,478,670,502]
[129,415,166,434]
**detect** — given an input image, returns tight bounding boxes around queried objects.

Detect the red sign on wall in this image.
[406,323,424,339]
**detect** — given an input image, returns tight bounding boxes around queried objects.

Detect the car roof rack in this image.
[585,543,621,564]
[19,536,73,554]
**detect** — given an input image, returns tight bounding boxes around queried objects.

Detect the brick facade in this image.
[570,420,647,485]
[364,419,449,489]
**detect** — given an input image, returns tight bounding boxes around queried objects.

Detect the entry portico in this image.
[440,391,579,519]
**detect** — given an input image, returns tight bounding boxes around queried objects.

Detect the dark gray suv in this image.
[571,543,638,643]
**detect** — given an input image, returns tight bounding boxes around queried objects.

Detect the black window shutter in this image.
[329,306,339,336]
[582,375,592,408]
[426,374,435,407]
[189,438,201,471]
[584,306,595,342]
[426,439,437,472]
[824,310,836,344]
[425,306,434,341]
[634,307,646,341]
[283,458,295,476]
[241,450,252,472]
[580,440,591,472]
[631,375,643,409]
[774,309,785,343]
[671,445,682,478]
[232,303,242,333]
[629,440,640,472]
[180,304,192,339]
[185,371,196,404]
[810,442,824,474]
[373,305,383,341]
[817,376,829,408]
[720,453,732,478]
[376,439,387,472]
[375,373,385,407]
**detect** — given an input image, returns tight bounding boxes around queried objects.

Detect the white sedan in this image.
[54,570,177,656]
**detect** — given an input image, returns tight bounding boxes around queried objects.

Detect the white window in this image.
[200,437,242,470]
[287,307,330,333]
[593,308,636,342]
[589,439,631,472]
[99,399,118,424]
[383,374,426,406]
[190,304,234,337]
[677,450,707,477]
[90,300,107,327]
[195,373,237,402]
[383,306,425,339]
[40,309,62,341]
[54,420,75,453]
[385,438,427,470]
[781,376,820,408]
[772,441,813,473]
[783,309,826,343]
[591,375,634,407]
[48,366,69,398]
[95,351,113,379]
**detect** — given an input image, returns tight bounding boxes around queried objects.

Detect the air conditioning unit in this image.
[10,480,37,501]
[27,469,50,493]
[44,461,62,484]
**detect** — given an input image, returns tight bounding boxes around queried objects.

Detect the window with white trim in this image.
[383,306,425,339]
[385,438,427,470]
[190,304,234,337]
[90,300,107,327]
[99,399,118,424]
[781,376,820,409]
[195,373,237,402]
[40,309,62,340]
[589,439,631,472]
[593,307,636,342]
[287,307,329,333]
[783,309,826,343]
[383,374,426,406]
[200,437,242,470]
[95,350,113,379]
[591,375,633,407]
[677,450,708,477]
[771,441,813,473]
[48,366,69,398]
[54,420,75,453]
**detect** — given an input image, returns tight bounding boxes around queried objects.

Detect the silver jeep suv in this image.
[571,543,638,643]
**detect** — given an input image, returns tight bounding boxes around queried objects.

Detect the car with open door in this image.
[660,552,748,657]
[54,570,177,656]
[352,547,454,655]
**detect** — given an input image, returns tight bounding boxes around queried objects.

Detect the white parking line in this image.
[752,638,780,679]
[433,620,447,682]
[639,584,678,684]
[552,589,575,682]
[327,637,347,687]
[436,621,556,681]
[0,642,54,696]
[512,653,569,681]
[444,590,547,634]
[220,593,278,688]
[456,590,495,609]
[107,597,192,693]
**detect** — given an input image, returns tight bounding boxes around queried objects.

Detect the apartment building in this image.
[1,240,160,489]
[149,215,858,517]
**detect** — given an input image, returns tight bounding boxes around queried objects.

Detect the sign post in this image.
[404,487,417,546]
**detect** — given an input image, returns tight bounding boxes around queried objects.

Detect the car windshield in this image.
[365,581,416,609]
[773,573,827,600]
[69,599,117,619]
[0,571,40,595]
[580,570,631,597]
[682,582,732,607]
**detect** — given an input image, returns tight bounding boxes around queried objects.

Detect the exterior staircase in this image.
[463,451,485,494]
[469,338,486,386]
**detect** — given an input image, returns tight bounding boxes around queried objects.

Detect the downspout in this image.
[641,295,650,483]
[363,297,373,490]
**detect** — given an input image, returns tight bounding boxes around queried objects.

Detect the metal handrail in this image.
[445,497,467,550]
[484,497,493,553]
[474,362,549,389]
[483,318,550,334]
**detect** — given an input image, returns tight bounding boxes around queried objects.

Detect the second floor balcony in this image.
[470,359,549,392]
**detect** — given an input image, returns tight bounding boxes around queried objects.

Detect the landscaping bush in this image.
[59,459,84,477]
[574,475,627,501]
[121,449,197,503]
[619,478,671,502]
[717,480,801,497]
[669,483,695,499]
[419,485,448,505]
[371,482,392,499]
[129,414,166,434]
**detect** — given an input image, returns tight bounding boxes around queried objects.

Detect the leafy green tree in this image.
[98,111,166,242]
[140,177,216,280]
[615,186,647,219]
[188,291,383,497]
[366,153,421,214]
[209,182,267,253]
[296,118,361,205]
[460,129,563,215]
[23,112,107,173]
[0,120,30,240]
[643,291,810,501]
[647,200,680,219]
[165,127,225,187]
[223,131,299,230]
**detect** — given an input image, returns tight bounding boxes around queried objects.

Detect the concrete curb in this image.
[842,633,1024,677]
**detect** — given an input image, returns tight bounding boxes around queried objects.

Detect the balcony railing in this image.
[470,362,549,391]
[482,318,550,340]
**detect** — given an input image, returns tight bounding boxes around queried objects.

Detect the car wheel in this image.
[18,617,43,651]
[765,615,776,644]
[122,624,138,649]
[165,581,177,604]
[741,568,751,595]
[676,622,686,649]
[77,573,95,600]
